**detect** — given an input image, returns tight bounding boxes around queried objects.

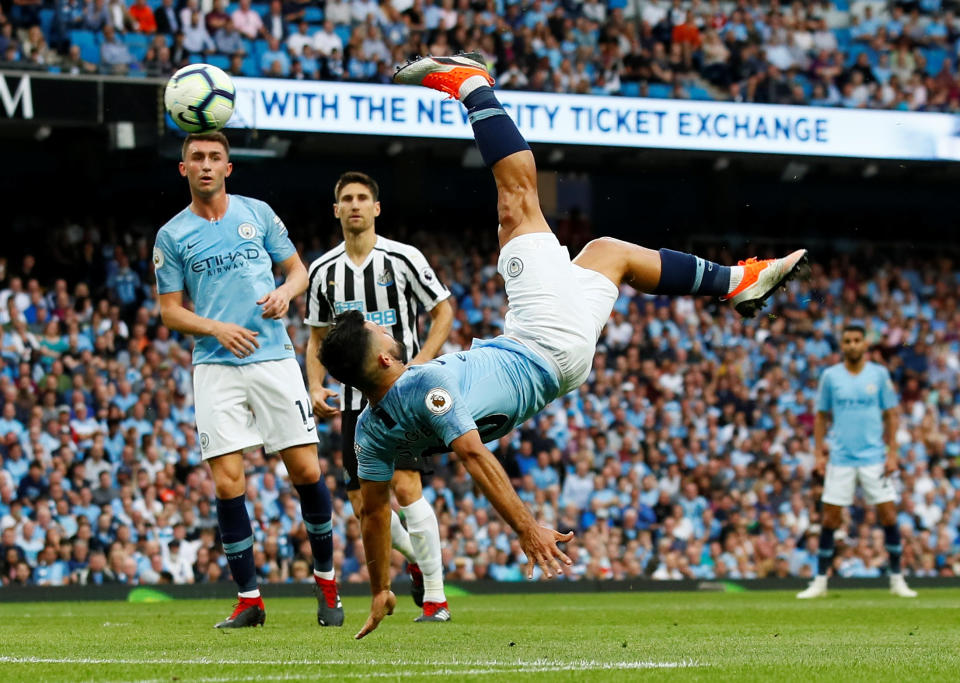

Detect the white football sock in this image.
[390,509,417,564]
[402,497,446,603]
[727,265,744,295]
[314,568,335,581]
[458,74,491,101]
[238,588,261,599]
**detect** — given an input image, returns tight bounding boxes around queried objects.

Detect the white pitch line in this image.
[131,661,700,683]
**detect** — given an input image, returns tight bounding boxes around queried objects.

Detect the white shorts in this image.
[499,232,618,396]
[193,357,319,460]
[821,462,897,507]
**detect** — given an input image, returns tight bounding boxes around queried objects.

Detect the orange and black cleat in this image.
[721,249,809,318]
[393,52,494,99]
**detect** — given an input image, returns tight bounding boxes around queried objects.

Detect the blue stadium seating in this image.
[922,47,949,76]
[304,6,323,23]
[687,85,712,101]
[69,30,100,64]
[620,81,640,97]
[38,8,57,40]
[206,54,231,70]
[648,83,672,99]
[833,27,852,48]
[334,24,351,46]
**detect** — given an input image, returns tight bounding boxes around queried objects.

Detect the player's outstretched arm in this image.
[355,478,397,639]
[409,299,453,365]
[158,290,259,359]
[451,430,573,579]
[258,253,308,319]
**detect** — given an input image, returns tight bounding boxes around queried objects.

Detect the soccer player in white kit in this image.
[154,131,344,628]
[319,53,809,638]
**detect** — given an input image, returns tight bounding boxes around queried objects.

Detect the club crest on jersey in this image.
[153,247,165,268]
[865,383,877,394]
[199,432,210,450]
[422,267,436,283]
[238,223,256,239]
[377,266,394,287]
[506,257,523,278]
[426,388,453,415]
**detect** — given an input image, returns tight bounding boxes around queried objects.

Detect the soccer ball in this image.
[164,64,236,133]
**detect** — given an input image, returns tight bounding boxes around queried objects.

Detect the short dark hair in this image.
[842,324,866,337]
[181,132,230,161]
[334,171,379,202]
[320,310,373,391]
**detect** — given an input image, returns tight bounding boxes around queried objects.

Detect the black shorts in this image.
[341,408,433,492]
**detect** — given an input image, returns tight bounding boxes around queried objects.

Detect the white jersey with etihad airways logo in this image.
[305,235,450,411]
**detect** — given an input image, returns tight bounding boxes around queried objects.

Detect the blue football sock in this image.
[295,481,334,574]
[216,495,257,593]
[462,86,530,167]
[653,249,731,297]
[884,524,902,574]
[817,526,836,577]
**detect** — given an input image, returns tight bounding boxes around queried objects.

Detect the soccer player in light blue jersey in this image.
[153,131,344,628]
[797,324,916,599]
[319,54,809,638]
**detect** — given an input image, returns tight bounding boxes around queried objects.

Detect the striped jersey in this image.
[305,235,450,410]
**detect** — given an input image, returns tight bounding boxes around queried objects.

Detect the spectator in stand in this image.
[313,19,342,57]
[263,0,287,42]
[260,35,290,77]
[286,20,313,56]
[154,0,179,36]
[99,23,135,74]
[128,0,156,35]
[231,0,263,41]
[214,20,244,57]
[205,0,230,37]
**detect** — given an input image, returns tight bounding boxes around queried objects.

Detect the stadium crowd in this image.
[1,0,959,110]
[0,216,958,590]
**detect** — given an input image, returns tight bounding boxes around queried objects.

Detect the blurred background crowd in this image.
[1,214,958,589]
[1,0,959,109]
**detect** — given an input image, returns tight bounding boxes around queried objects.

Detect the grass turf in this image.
[0,588,957,682]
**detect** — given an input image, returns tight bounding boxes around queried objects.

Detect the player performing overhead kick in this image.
[320,53,809,638]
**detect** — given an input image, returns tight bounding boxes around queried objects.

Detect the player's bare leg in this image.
[395,54,808,318]
[282,444,344,625]
[208,452,266,628]
[392,469,450,621]
[877,500,916,597]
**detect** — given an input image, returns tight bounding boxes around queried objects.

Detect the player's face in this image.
[364,320,404,364]
[841,331,866,363]
[179,141,232,198]
[334,182,380,235]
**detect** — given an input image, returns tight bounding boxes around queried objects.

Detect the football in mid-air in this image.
[164,64,236,133]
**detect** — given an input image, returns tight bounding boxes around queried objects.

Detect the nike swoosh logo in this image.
[187,241,200,249]
[306,425,315,432]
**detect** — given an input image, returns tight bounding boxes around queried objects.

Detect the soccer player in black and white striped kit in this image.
[305,171,455,622]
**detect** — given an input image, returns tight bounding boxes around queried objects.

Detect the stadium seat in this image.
[188,53,207,64]
[334,24,351,46]
[38,8,56,40]
[833,0,850,9]
[833,27,852,48]
[206,54,231,70]
[923,47,949,76]
[687,85,712,101]
[241,55,258,76]
[69,29,100,64]
[620,81,640,98]
[648,83,672,99]
[304,6,323,23]
[251,3,269,16]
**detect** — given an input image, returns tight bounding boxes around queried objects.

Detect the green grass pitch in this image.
[1,589,958,681]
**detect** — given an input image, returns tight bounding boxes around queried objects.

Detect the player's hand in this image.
[257,288,290,320]
[518,524,574,580]
[884,449,899,476]
[213,322,259,358]
[813,455,827,477]
[355,589,396,640]
[311,386,340,419]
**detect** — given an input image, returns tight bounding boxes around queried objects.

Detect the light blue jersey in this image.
[816,361,898,467]
[153,195,297,366]
[354,337,561,482]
